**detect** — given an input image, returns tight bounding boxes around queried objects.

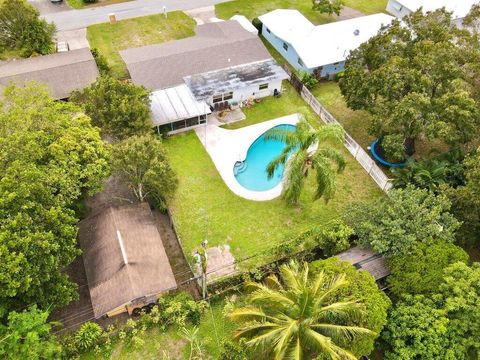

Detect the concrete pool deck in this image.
[195,113,300,201]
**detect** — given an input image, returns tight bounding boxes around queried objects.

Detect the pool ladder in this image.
[234,161,248,175]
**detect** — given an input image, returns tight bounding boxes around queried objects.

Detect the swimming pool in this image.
[234,124,296,192]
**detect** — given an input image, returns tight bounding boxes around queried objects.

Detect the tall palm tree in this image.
[265,118,345,205]
[229,261,374,360]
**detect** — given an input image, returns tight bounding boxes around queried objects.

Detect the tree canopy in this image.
[71,76,152,140]
[339,9,480,161]
[0,0,55,56]
[344,186,460,257]
[0,83,110,313]
[312,0,344,16]
[111,134,177,210]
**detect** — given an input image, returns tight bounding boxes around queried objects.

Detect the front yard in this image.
[87,12,196,78]
[164,84,383,265]
[216,0,388,23]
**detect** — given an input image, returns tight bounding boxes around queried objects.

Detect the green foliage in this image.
[229,261,376,359]
[340,9,480,160]
[90,48,110,75]
[307,220,353,256]
[344,185,460,257]
[71,76,151,140]
[83,0,97,4]
[0,0,55,56]
[75,322,103,351]
[0,306,61,360]
[265,117,346,205]
[386,241,468,297]
[219,338,252,360]
[310,258,391,356]
[312,0,344,15]
[299,71,318,90]
[0,83,110,313]
[111,134,178,209]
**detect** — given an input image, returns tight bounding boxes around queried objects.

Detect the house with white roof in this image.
[259,10,394,79]
[386,0,478,26]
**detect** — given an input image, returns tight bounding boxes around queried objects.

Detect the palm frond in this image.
[282,150,309,205]
[312,157,336,202]
[267,146,294,179]
[228,306,280,323]
[315,148,346,173]
[311,323,375,342]
[315,124,345,145]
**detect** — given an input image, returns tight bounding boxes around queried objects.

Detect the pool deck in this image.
[195,113,300,201]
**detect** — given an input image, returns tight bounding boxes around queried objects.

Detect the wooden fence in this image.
[284,67,392,192]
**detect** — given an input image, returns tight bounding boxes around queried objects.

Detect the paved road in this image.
[29,0,70,14]
[43,0,230,31]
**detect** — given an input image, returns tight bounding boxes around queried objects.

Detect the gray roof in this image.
[120,20,272,90]
[78,203,177,318]
[337,246,390,281]
[0,48,99,99]
[185,59,289,100]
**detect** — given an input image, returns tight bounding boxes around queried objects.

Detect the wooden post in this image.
[108,13,117,24]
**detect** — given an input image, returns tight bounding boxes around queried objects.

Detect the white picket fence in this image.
[291,78,393,192]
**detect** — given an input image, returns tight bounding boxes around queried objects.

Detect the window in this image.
[333,62,340,66]
[283,42,289,51]
[266,27,271,33]
[223,92,233,101]
[259,83,268,90]
[212,94,223,103]
[298,57,305,67]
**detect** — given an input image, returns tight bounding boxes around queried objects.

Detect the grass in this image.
[66,0,129,9]
[86,12,196,78]
[215,0,388,23]
[165,85,383,263]
[0,47,24,61]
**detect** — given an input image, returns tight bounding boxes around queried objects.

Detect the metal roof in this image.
[0,48,99,99]
[150,84,211,126]
[337,246,390,281]
[184,59,289,100]
[392,0,477,19]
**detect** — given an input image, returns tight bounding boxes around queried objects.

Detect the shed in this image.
[0,48,99,99]
[78,203,177,318]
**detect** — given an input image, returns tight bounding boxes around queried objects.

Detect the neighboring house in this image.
[120,20,289,134]
[386,0,478,26]
[0,48,98,100]
[78,203,177,319]
[259,10,394,79]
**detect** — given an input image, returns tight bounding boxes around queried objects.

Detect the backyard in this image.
[86,12,196,78]
[216,0,388,23]
[164,83,383,265]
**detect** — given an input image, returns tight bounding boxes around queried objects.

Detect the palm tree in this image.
[229,261,374,360]
[265,117,345,205]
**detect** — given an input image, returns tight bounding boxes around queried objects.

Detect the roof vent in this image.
[116,230,129,265]
[354,29,360,36]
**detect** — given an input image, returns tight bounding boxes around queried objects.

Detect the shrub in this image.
[306,220,352,256]
[157,292,207,327]
[90,48,110,75]
[219,339,252,360]
[299,71,318,89]
[75,322,103,351]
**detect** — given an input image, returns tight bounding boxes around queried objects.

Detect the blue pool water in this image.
[234,124,296,191]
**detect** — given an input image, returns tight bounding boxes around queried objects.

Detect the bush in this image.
[306,220,352,256]
[299,71,318,90]
[75,322,103,351]
[90,48,110,75]
[157,292,207,328]
[219,339,252,360]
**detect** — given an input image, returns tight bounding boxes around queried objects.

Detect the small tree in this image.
[71,76,151,140]
[75,322,103,351]
[299,71,318,90]
[344,186,460,257]
[112,134,178,209]
[0,0,55,56]
[312,0,344,16]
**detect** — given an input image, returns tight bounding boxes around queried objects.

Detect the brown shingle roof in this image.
[0,48,99,99]
[78,203,177,318]
[120,20,272,90]
[337,246,390,281]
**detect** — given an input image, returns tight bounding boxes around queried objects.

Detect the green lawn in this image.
[86,12,196,78]
[216,0,387,23]
[165,85,383,263]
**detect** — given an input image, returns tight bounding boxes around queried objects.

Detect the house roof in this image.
[0,48,99,99]
[120,20,272,90]
[336,246,390,281]
[184,59,289,100]
[259,10,394,69]
[78,203,177,318]
[150,84,211,126]
[391,0,477,19]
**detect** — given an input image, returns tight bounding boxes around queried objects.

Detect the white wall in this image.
[206,80,284,107]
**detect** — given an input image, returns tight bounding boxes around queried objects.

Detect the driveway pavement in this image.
[43,0,230,31]
[29,0,70,14]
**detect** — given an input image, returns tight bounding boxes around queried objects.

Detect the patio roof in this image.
[336,246,390,281]
[150,84,211,126]
[184,59,289,100]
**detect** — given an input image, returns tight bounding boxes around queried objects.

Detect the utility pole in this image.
[194,240,208,299]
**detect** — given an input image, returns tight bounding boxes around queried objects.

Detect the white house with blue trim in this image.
[259,10,394,79]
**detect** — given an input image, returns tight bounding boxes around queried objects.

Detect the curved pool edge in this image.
[370,139,407,168]
[195,114,300,201]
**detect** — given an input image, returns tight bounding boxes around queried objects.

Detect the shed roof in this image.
[150,84,211,126]
[392,0,477,19]
[78,203,177,318]
[336,246,390,281]
[184,59,289,100]
[120,20,272,90]
[0,48,99,99]
[259,10,394,69]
